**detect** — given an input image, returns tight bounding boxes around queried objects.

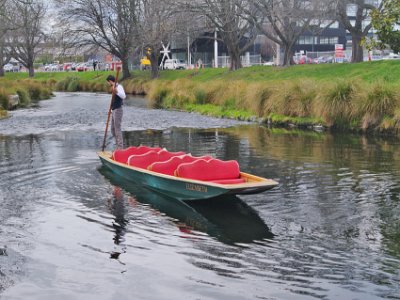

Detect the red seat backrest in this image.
[176,159,241,181]
[190,155,213,162]
[127,151,159,169]
[148,155,195,176]
[112,146,161,164]
[157,149,186,161]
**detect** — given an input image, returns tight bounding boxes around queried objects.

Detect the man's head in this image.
[106,75,115,83]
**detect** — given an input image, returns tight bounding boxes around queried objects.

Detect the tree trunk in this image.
[121,60,131,80]
[282,46,294,66]
[0,67,4,77]
[150,54,159,79]
[351,33,364,63]
[229,48,242,71]
[28,65,34,77]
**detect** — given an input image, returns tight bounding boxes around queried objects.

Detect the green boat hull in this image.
[98,151,277,201]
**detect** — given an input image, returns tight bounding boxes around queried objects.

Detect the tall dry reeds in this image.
[359,82,399,130]
[0,88,9,110]
[315,80,356,128]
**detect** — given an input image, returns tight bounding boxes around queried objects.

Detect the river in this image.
[0,92,399,300]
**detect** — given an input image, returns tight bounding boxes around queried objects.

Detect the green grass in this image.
[268,113,325,127]
[155,60,400,83]
[3,60,400,130]
[3,59,400,84]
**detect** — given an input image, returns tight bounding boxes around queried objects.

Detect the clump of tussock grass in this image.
[0,88,9,109]
[317,80,357,128]
[222,98,236,110]
[226,81,248,110]
[359,83,398,130]
[0,107,7,118]
[24,81,51,100]
[67,77,81,92]
[200,81,224,104]
[267,80,317,118]
[78,81,92,91]
[56,76,80,91]
[93,82,107,92]
[147,81,170,108]
[16,88,30,107]
[160,79,196,108]
[123,79,148,95]
[194,88,207,104]
[46,78,57,88]
[243,83,272,117]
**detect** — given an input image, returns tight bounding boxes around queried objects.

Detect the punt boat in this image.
[98,146,278,201]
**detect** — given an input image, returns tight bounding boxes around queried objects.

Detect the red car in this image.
[297,56,314,64]
[76,63,88,72]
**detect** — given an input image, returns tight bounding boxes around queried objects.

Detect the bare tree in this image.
[336,0,383,62]
[184,0,258,70]
[249,0,333,66]
[137,0,182,78]
[0,0,12,77]
[6,0,46,77]
[57,0,139,80]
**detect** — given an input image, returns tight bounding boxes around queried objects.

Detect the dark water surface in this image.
[0,93,399,299]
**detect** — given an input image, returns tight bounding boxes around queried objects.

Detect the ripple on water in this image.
[1,101,400,299]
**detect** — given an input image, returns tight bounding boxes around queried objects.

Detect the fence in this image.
[217,54,262,68]
[300,50,385,63]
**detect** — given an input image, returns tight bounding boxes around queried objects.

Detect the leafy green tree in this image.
[371,0,400,53]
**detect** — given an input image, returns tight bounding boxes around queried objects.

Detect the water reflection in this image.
[107,187,128,259]
[98,166,273,245]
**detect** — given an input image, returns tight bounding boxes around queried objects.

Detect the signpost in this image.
[335,44,344,63]
[159,42,171,69]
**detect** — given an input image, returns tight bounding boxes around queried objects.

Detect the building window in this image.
[297,36,317,45]
[319,36,339,45]
[330,37,339,44]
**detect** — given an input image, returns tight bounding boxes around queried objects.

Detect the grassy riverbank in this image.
[2,60,400,132]
[0,77,53,117]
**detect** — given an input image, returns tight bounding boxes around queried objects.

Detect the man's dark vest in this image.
[112,93,123,110]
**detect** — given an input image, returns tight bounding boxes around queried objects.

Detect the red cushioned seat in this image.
[127,149,186,169]
[148,154,214,176]
[148,155,195,176]
[127,151,159,169]
[112,146,161,164]
[175,159,241,181]
[191,155,213,161]
[157,149,186,161]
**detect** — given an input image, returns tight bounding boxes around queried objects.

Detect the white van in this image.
[163,59,186,70]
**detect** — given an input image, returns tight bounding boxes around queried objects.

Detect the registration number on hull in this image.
[185,183,208,193]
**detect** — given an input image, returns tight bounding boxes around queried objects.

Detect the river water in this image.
[0,93,399,300]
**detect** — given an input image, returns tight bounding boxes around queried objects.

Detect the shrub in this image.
[244,84,271,117]
[0,108,7,118]
[360,83,398,130]
[147,82,169,108]
[67,77,80,92]
[0,89,9,110]
[318,80,356,127]
[194,88,207,104]
[16,88,31,107]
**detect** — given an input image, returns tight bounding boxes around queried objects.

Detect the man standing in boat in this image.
[106,74,126,149]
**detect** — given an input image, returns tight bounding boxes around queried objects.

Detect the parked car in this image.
[163,59,186,70]
[3,63,20,72]
[63,63,74,71]
[296,56,314,64]
[314,55,335,64]
[263,61,275,66]
[76,63,87,72]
